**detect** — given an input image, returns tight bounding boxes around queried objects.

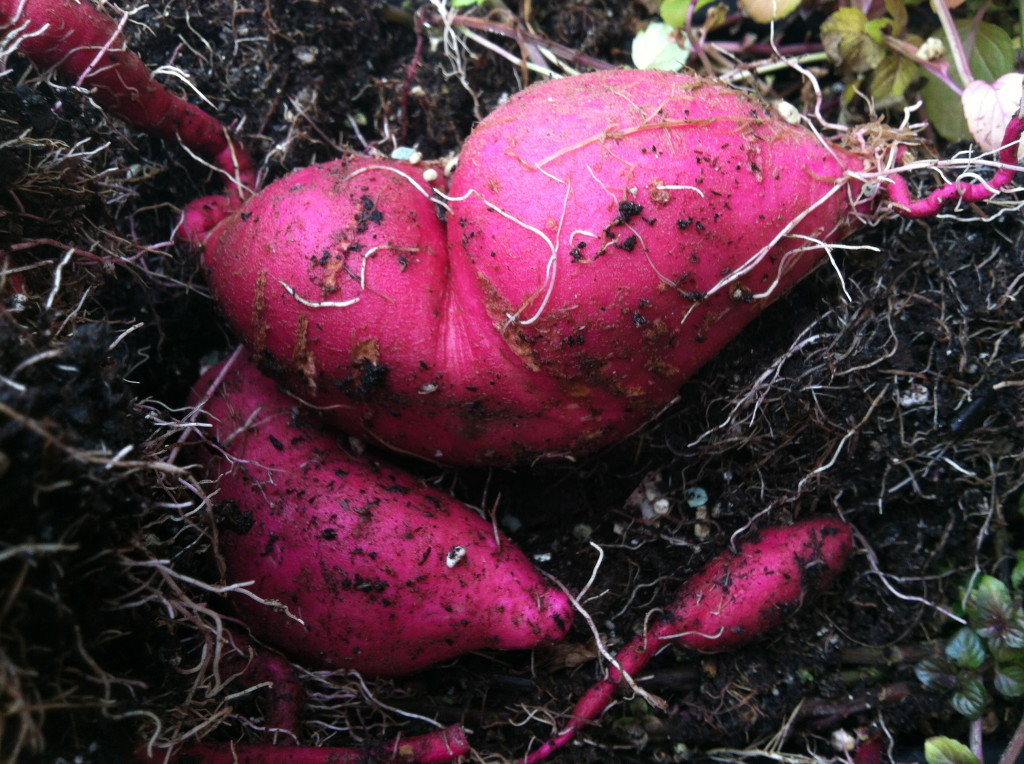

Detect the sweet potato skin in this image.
[190,73,869,466]
[190,353,573,677]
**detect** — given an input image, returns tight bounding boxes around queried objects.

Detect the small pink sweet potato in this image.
[190,352,573,677]
[524,516,854,762]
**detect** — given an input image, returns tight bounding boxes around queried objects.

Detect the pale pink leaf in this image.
[962,73,1024,152]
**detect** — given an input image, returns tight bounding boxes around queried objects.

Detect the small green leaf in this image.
[821,8,888,74]
[916,658,959,690]
[966,576,1011,620]
[871,53,922,100]
[660,0,689,28]
[962,21,1016,82]
[631,22,690,71]
[987,609,1024,650]
[946,627,987,669]
[1011,550,1024,591]
[966,576,1024,649]
[994,663,1024,698]
[951,677,989,719]
[884,0,909,35]
[931,21,1015,88]
[924,737,982,764]
[864,16,893,43]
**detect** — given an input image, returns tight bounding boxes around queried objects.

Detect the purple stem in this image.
[998,713,1024,764]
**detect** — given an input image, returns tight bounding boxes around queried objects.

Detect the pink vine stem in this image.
[1,0,256,196]
[884,110,1023,218]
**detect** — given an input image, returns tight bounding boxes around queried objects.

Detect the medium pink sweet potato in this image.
[524,516,854,762]
[190,352,573,677]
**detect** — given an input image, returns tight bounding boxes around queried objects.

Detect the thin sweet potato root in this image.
[524,516,855,762]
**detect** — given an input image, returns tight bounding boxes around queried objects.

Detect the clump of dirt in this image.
[1,2,1021,763]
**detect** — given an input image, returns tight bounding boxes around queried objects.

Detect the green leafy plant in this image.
[820,0,1020,148]
[916,572,1024,764]
[916,575,1024,717]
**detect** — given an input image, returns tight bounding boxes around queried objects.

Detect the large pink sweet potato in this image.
[190,353,573,676]
[186,71,871,465]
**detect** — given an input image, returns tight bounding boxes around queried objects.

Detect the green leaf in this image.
[991,642,1024,682]
[884,0,909,35]
[994,663,1024,698]
[961,21,1016,82]
[983,607,1024,650]
[1011,550,1024,591]
[951,677,989,719]
[965,576,1024,649]
[864,16,893,43]
[821,8,888,74]
[916,658,959,690]
[969,575,1011,612]
[631,22,690,71]
[924,737,982,764]
[946,627,987,669]
[966,576,1012,627]
[930,21,1015,88]
[923,72,971,141]
[871,53,922,101]
[660,0,689,28]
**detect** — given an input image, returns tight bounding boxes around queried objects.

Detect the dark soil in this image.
[1,1,1022,763]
